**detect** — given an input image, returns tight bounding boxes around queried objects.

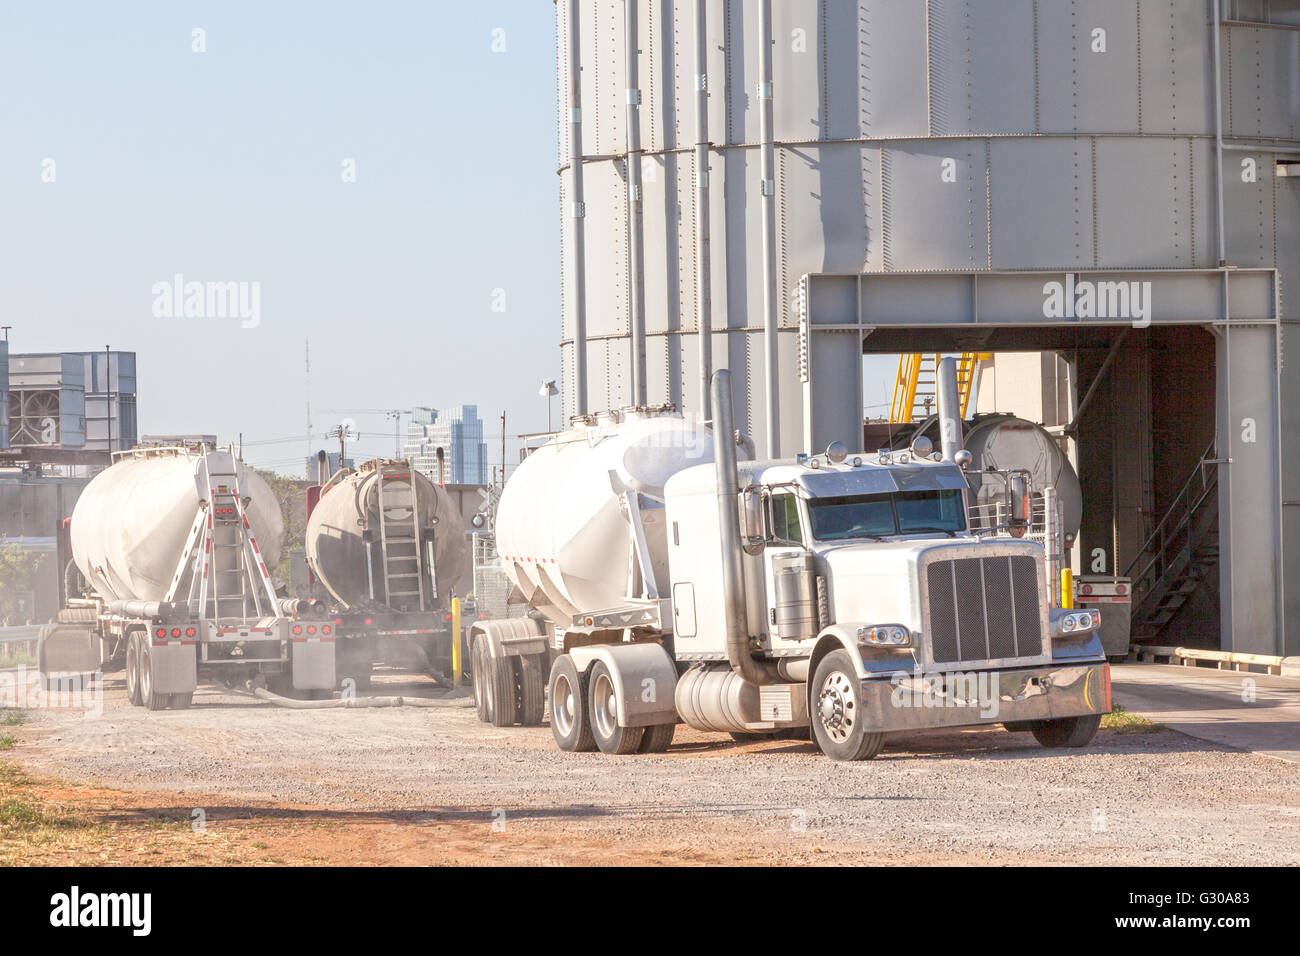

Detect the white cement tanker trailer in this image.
[469,364,1109,760]
[40,445,335,708]
[304,457,471,687]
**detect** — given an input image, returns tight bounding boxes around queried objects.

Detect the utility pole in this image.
[385,409,402,458]
[105,345,113,454]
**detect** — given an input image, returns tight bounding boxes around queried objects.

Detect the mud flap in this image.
[148,640,198,695]
[38,624,100,677]
[292,638,336,691]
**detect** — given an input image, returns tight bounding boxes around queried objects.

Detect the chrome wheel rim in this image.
[817,670,857,744]
[552,673,577,737]
[592,672,618,740]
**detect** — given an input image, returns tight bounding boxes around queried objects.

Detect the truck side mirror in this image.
[740,488,765,555]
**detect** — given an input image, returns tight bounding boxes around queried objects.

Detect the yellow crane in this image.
[889,353,989,424]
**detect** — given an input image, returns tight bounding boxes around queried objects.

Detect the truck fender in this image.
[471,617,547,660]
[806,627,869,683]
[568,642,678,728]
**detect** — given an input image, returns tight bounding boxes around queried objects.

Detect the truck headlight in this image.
[858,624,911,646]
[1055,609,1100,635]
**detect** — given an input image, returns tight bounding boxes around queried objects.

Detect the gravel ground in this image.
[6,667,1300,865]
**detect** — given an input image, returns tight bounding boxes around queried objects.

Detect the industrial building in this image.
[554,0,1300,656]
[5,350,137,453]
[404,405,488,486]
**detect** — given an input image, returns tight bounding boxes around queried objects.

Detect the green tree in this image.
[0,539,46,625]
[254,470,309,586]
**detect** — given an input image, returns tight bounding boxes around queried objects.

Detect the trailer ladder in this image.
[889,353,987,424]
[376,465,426,611]
[167,449,281,621]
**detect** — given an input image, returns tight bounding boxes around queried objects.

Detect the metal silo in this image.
[556,0,1300,656]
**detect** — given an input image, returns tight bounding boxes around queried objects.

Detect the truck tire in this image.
[1029,713,1102,749]
[125,633,143,707]
[810,650,886,762]
[638,723,676,753]
[170,693,193,710]
[587,660,645,755]
[139,642,169,711]
[514,654,546,727]
[549,655,595,752]
[471,636,491,723]
[488,650,517,728]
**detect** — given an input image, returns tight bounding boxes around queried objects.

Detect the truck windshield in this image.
[806,490,966,541]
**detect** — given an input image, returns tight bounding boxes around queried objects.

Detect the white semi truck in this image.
[470,362,1110,760]
[39,445,335,707]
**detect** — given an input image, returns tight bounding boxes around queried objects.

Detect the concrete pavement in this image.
[1111,662,1300,763]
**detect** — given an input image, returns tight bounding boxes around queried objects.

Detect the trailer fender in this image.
[568,642,677,728]
[472,618,548,660]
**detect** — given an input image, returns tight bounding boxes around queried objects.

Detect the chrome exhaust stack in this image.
[710,369,777,686]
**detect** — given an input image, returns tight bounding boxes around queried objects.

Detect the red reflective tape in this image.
[251,539,260,554]
[180,640,197,646]
[259,562,269,577]
[243,514,251,528]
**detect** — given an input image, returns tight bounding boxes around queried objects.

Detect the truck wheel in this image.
[125,633,143,707]
[471,636,491,723]
[811,650,885,761]
[1029,713,1102,749]
[638,723,676,753]
[170,693,193,710]
[487,652,517,728]
[587,660,645,755]
[139,642,169,712]
[514,654,546,727]
[549,655,595,752]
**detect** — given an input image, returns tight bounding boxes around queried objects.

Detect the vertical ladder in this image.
[193,449,280,622]
[889,353,987,423]
[376,465,426,611]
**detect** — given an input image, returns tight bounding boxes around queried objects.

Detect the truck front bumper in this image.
[859,662,1110,732]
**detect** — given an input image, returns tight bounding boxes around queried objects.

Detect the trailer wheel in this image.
[170,693,193,710]
[548,655,595,752]
[810,650,885,761]
[138,642,169,712]
[1029,713,1102,749]
[514,654,546,727]
[488,651,517,727]
[125,633,143,707]
[587,661,644,755]
[638,723,676,753]
[471,636,491,723]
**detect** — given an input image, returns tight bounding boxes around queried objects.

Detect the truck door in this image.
[760,491,816,646]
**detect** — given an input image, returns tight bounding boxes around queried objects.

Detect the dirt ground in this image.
[3,667,1299,865]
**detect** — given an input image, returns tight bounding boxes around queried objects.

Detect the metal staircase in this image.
[1125,440,1221,636]
[890,353,986,423]
[375,464,426,611]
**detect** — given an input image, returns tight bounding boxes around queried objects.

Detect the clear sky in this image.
[1,1,901,477]
[1,1,561,476]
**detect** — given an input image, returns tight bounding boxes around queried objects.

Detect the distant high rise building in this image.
[404,405,487,485]
[306,451,353,481]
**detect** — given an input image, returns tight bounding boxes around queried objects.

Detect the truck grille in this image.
[925,555,1044,664]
